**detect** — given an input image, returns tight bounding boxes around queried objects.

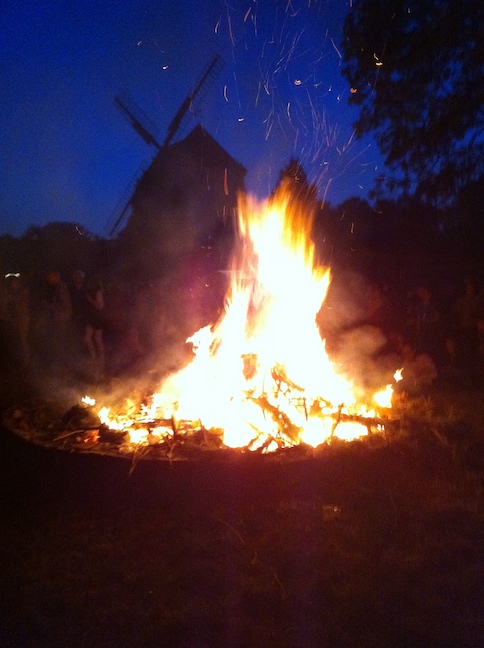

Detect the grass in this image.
[0,371,483,647]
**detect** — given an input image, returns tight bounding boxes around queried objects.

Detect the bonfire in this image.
[4,186,402,459]
[79,184,401,457]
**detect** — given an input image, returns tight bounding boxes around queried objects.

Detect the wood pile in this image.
[2,397,398,463]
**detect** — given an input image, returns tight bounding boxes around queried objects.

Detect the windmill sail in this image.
[163,54,223,146]
[114,92,161,150]
[109,53,224,237]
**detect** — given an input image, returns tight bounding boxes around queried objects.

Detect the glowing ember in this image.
[85,186,401,452]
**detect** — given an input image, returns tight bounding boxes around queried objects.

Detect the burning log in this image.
[249,395,301,444]
[2,395,398,463]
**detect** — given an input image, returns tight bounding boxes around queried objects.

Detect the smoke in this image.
[333,325,395,393]
[21,240,400,417]
[318,270,399,394]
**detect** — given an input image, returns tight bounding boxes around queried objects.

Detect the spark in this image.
[227,9,235,46]
[265,120,274,141]
[264,111,274,140]
[233,71,242,108]
[251,3,258,36]
[151,39,165,56]
[255,81,262,107]
[320,177,332,208]
[261,36,269,59]
[285,0,297,16]
[330,37,342,59]
[223,85,229,102]
[341,130,356,153]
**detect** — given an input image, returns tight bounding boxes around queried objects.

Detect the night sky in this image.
[1,0,384,238]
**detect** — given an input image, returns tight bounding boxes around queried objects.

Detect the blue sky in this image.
[0,0,384,237]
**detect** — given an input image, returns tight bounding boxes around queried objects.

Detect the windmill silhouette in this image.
[109,54,224,237]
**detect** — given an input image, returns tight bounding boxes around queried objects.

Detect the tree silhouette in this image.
[341,0,484,206]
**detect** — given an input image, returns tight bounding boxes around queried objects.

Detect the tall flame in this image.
[147,186,383,449]
[86,186,398,451]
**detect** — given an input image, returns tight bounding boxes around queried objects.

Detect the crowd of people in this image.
[363,278,484,389]
[0,269,142,382]
[1,267,484,391]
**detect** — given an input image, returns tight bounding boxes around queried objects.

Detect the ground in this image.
[0,370,483,648]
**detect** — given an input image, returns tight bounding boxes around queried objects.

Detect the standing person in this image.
[453,280,480,369]
[477,287,484,364]
[82,274,106,378]
[413,284,442,364]
[68,269,88,359]
[36,270,72,368]
[0,272,31,367]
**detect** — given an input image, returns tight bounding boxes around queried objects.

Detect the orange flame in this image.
[86,187,400,451]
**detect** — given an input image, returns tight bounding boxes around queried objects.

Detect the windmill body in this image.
[110,55,246,283]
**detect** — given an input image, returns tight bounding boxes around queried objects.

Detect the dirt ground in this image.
[1,369,483,648]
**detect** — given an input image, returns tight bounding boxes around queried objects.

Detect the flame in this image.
[85,186,400,452]
[373,384,394,409]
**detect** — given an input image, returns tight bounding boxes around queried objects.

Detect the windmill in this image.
[108,54,224,236]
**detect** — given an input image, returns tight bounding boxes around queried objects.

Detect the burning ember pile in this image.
[76,185,401,457]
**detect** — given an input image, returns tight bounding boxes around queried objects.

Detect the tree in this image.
[277,160,317,202]
[19,222,102,277]
[341,0,484,205]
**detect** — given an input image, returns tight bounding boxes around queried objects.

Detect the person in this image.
[412,285,442,364]
[437,280,459,368]
[365,282,395,335]
[453,280,480,368]
[399,342,437,394]
[68,269,89,359]
[36,270,72,368]
[0,272,31,366]
[82,274,106,376]
[101,280,145,375]
[392,334,437,395]
[44,269,72,322]
[477,288,484,360]
[69,270,87,326]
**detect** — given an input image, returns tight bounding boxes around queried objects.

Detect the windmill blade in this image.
[163,53,224,147]
[115,91,162,150]
[107,164,146,237]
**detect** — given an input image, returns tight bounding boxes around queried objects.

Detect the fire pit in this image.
[3,395,399,463]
